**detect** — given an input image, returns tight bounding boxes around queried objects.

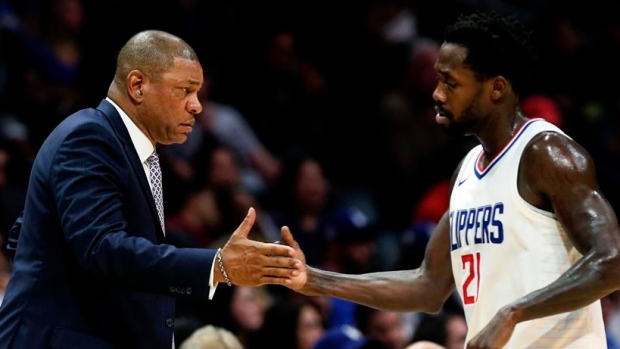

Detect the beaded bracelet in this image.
[216,248,232,286]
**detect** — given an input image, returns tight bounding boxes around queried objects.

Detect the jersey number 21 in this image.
[461,252,481,304]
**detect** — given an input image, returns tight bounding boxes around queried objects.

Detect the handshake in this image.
[213,207,307,290]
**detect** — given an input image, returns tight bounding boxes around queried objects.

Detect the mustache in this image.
[434,104,449,116]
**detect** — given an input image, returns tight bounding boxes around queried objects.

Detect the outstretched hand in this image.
[219,208,302,287]
[279,225,308,291]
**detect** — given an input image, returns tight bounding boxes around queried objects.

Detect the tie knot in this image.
[147,151,159,165]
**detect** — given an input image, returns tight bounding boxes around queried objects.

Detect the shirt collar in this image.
[106,97,155,163]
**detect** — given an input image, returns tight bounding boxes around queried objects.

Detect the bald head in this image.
[111,30,199,88]
[105,30,204,146]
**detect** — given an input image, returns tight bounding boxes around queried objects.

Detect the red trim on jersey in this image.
[475,118,544,176]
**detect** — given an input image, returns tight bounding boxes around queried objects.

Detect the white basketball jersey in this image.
[449,118,607,348]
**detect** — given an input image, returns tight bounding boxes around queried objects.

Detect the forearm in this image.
[301,266,452,313]
[508,250,620,323]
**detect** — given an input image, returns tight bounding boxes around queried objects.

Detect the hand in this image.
[279,225,309,292]
[467,306,517,349]
[219,207,302,287]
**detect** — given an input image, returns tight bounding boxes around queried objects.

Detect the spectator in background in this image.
[404,341,445,349]
[313,324,390,349]
[162,69,281,198]
[410,312,467,349]
[324,207,380,275]
[249,298,325,349]
[203,145,281,245]
[237,31,305,158]
[320,207,383,330]
[520,93,564,128]
[164,186,222,248]
[354,305,409,349]
[164,143,278,248]
[266,154,343,268]
[176,285,272,348]
[1,0,88,145]
[179,324,244,349]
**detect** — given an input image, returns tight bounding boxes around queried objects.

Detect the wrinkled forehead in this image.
[434,42,470,77]
[161,57,203,86]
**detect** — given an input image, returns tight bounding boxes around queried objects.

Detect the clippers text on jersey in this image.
[450,203,505,250]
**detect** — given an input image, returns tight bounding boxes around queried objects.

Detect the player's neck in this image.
[477,111,527,167]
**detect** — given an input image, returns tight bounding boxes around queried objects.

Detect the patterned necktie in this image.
[147,151,174,348]
[147,151,165,233]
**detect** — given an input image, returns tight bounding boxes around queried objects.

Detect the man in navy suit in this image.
[0,30,301,349]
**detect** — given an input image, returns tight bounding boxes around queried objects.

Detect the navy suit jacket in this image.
[0,100,216,349]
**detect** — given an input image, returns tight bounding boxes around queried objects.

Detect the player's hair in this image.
[444,11,538,96]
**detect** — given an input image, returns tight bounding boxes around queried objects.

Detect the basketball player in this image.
[278,11,620,349]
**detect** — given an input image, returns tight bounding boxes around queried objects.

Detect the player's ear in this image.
[127,70,147,101]
[490,76,508,100]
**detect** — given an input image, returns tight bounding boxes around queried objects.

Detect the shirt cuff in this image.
[208,258,218,300]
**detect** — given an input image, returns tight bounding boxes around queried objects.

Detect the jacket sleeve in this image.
[6,211,23,264]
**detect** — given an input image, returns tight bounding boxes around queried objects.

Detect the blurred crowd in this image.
[1,0,620,348]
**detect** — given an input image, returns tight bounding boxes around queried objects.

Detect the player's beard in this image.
[442,103,480,139]
[442,117,477,140]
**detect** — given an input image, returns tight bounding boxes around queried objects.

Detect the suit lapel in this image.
[96,100,166,243]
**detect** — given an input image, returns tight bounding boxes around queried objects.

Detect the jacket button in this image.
[166,318,174,327]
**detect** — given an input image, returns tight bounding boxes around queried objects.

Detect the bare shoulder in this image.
[524,131,593,173]
[519,130,600,210]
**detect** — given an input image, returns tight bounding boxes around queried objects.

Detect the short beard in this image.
[442,118,477,139]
